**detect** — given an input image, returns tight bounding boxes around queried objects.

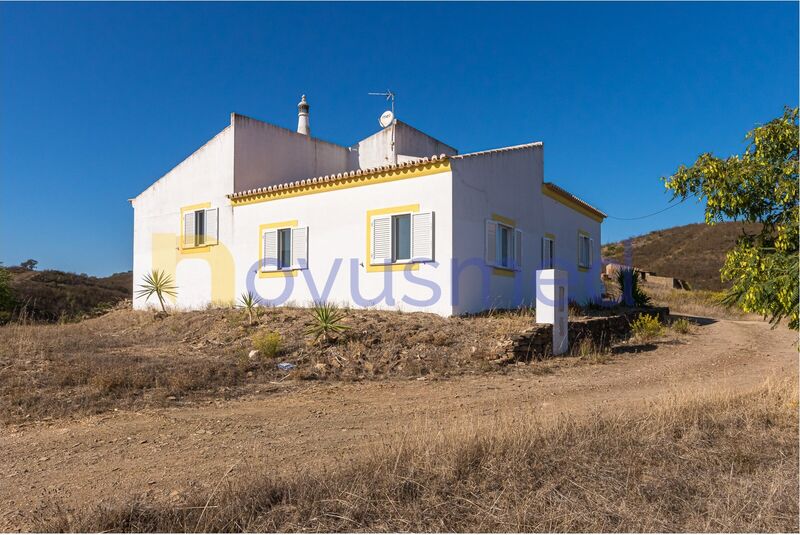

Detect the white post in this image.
[536,269,569,355]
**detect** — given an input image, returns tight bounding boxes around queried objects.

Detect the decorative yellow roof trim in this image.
[542,183,606,222]
[230,159,450,206]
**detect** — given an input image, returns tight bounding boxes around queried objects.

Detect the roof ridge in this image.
[543,181,607,218]
[228,153,448,200]
[450,141,542,159]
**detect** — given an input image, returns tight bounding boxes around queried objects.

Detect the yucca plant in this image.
[135,269,177,313]
[616,268,651,307]
[238,291,261,325]
[306,302,349,345]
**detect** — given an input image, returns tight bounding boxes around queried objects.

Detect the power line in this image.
[604,198,687,221]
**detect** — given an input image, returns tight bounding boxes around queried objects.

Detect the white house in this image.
[131,97,606,316]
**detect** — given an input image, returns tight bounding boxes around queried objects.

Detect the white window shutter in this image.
[291,226,308,269]
[543,237,554,269]
[371,216,392,264]
[411,212,434,262]
[485,220,497,266]
[183,212,194,247]
[514,229,523,271]
[205,208,218,245]
[262,229,278,271]
[589,237,594,267]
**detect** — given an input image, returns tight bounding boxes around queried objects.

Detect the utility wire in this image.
[603,197,687,221]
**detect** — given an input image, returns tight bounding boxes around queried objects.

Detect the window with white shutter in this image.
[205,208,218,246]
[514,229,523,271]
[486,219,522,270]
[371,216,392,265]
[485,220,498,266]
[181,206,219,249]
[262,229,278,271]
[291,227,308,269]
[411,212,434,262]
[542,236,554,269]
[183,212,194,248]
[369,210,436,266]
[578,234,592,268]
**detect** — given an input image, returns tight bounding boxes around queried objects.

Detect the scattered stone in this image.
[248,349,261,360]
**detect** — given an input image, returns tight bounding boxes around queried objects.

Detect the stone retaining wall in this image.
[498,307,670,363]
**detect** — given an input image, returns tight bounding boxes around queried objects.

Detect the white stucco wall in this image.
[232,113,353,193]
[355,121,457,169]
[450,146,544,314]
[541,195,603,301]
[450,145,603,314]
[131,126,235,310]
[231,169,455,315]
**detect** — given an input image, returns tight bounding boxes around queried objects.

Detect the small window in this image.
[542,236,554,269]
[485,219,522,270]
[262,226,309,272]
[371,211,434,265]
[183,207,218,248]
[578,234,593,268]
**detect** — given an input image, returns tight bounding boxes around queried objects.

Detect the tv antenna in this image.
[368,90,395,115]
[368,89,397,163]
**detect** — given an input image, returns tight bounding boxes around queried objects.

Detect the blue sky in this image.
[1,2,797,276]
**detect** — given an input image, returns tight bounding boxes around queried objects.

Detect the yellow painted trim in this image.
[258,220,300,278]
[492,267,516,277]
[491,213,516,227]
[179,202,212,253]
[231,161,450,206]
[544,232,556,240]
[365,204,421,273]
[542,185,604,223]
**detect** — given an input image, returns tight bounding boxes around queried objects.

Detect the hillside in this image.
[602,221,762,291]
[3,267,131,321]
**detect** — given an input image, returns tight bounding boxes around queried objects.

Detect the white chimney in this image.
[297,94,310,135]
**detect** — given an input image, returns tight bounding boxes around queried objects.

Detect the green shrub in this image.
[631,313,664,341]
[252,331,282,358]
[0,267,14,324]
[671,317,692,334]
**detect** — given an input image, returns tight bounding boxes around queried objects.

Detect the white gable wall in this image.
[131,125,235,310]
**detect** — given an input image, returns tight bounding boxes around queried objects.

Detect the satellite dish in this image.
[379,110,395,128]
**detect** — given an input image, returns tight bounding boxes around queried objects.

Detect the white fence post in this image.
[536,269,569,355]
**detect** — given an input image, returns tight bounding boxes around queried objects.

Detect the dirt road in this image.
[1,316,796,530]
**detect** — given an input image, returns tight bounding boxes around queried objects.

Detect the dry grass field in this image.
[1,292,797,531]
[39,381,798,532]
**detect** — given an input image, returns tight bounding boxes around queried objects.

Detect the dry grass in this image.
[37,380,799,532]
[645,285,756,321]
[0,307,539,423]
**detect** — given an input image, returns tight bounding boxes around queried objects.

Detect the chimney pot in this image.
[297,95,310,135]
